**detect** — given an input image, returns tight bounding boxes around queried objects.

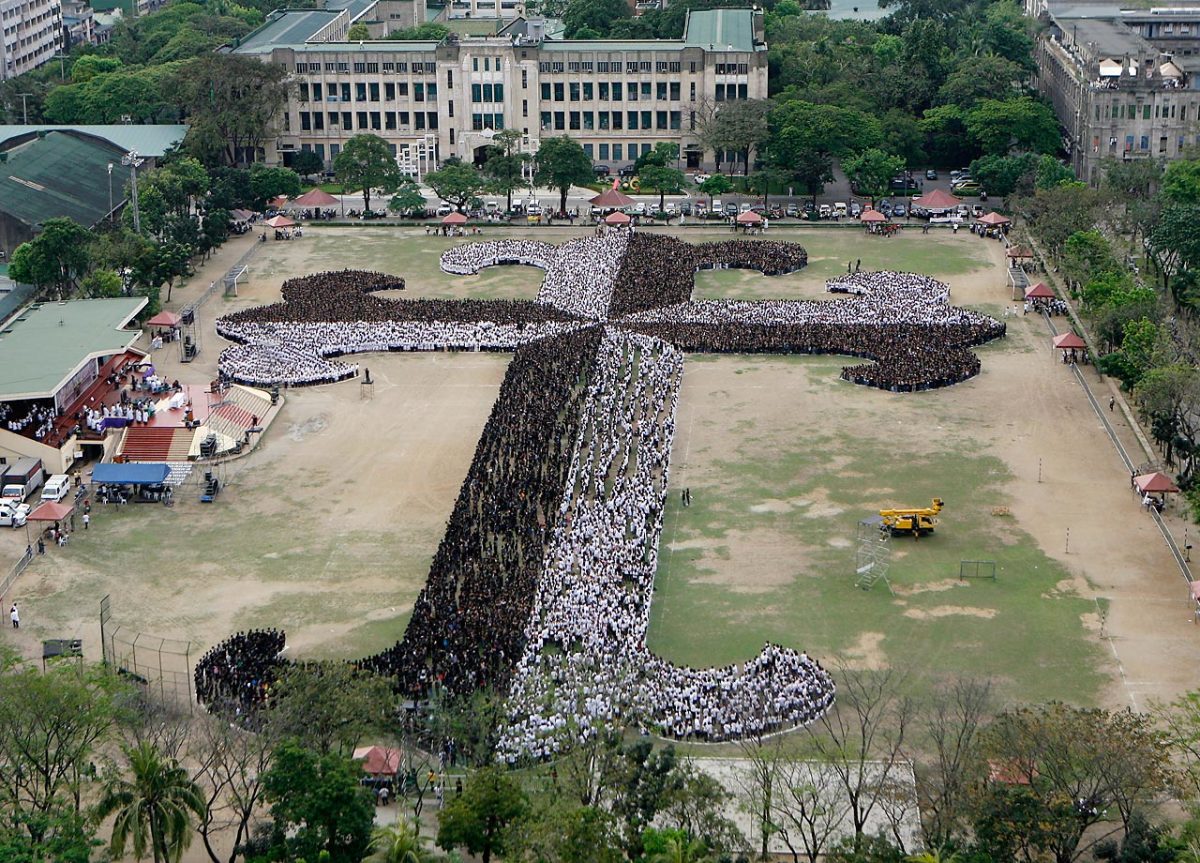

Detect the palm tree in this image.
[96,741,208,863]
[367,820,434,863]
[649,835,713,863]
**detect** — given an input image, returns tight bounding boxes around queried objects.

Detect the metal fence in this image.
[0,545,34,603]
[100,596,195,711]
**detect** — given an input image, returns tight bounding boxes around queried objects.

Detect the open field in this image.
[3,225,1196,713]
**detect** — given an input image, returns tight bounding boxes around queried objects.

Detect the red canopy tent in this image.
[27,501,73,522]
[735,210,763,225]
[442,211,468,225]
[913,188,963,211]
[590,188,636,209]
[353,745,402,777]
[860,209,887,223]
[1007,245,1034,260]
[605,211,631,225]
[1135,472,1179,495]
[264,215,296,229]
[976,211,1011,226]
[292,188,340,207]
[1025,282,1055,300]
[146,311,181,328]
[1052,332,1086,350]
[267,195,289,210]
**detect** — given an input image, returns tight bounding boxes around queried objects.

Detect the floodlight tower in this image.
[121,150,145,234]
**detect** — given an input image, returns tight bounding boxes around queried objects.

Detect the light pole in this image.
[121,150,144,234]
[17,93,32,124]
[107,162,114,223]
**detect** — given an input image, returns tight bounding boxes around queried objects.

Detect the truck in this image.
[1,458,44,504]
[879,498,945,537]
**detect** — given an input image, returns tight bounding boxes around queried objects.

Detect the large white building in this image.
[1,0,62,80]
[232,5,768,172]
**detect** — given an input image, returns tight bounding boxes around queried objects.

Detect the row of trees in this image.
[1013,155,1200,504]
[13,645,1200,863]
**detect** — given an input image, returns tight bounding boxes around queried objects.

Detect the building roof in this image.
[683,9,759,52]
[234,9,343,54]
[1066,17,1150,55]
[0,298,146,401]
[0,132,126,232]
[0,125,186,158]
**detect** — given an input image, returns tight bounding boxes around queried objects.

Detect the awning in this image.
[92,463,171,485]
[1052,332,1086,350]
[605,211,631,225]
[146,311,181,328]
[292,188,339,207]
[590,188,636,209]
[1135,471,1179,494]
[913,188,963,210]
[1025,282,1055,300]
[353,745,403,776]
[442,212,468,225]
[736,210,763,224]
[860,209,887,223]
[976,211,1011,226]
[28,501,73,522]
[264,215,296,229]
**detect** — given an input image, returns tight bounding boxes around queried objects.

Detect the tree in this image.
[965,97,1061,156]
[640,163,687,213]
[366,820,434,863]
[6,218,92,298]
[79,268,123,298]
[1016,183,1101,256]
[563,0,629,37]
[696,99,772,176]
[261,741,375,863]
[980,703,1171,863]
[767,101,881,203]
[700,174,732,207]
[291,149,325,180]
[1035,155,1075,190]
[387,22,449,40]
[96,741,208,863]
[534,135,594,214]
[912,679,993,850]
[0,652,121,848]
[1148,205,1200,301]
[348,22,370,40]
[803,667,913,851]
[937,54,1023,108]
[437,765,528,863]
[189,714,275,863]
[248,165,301,208]
[843,148,905,200]
[388,176,429,216]
[266,663,394,757]
[641,827,714,863]
[1161,158,1200,206]
[174,54,289,167]
[482,129,529,212]
[969,153,1039,198]
[425,162,487,213]
[333,134,400,212]
[70,55,122,83]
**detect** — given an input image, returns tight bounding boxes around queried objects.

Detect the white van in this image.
[41,474,70,502]
[834,202,848,217]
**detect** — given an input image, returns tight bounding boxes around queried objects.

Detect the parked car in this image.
[525,200,543,215]
[785,203,799,217]
[680,202,693,216]
[724,202,739,216]
[692,172,710,184]
[850,202,862,217]
[952,181,983,195]
[0,501,28,528]
[833,202,848,217]
[971,204,986,217]
[435,202,453,217]
[665,202,678,215]
[925,169,938,180]
[593,165,611,177]
[818,203,832,218]
[631,202,647,216]
[893,204,907,218]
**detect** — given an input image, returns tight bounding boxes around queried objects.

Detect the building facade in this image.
[1,0,62,81]
[233,6,767,172]
[1029,0,1200,184]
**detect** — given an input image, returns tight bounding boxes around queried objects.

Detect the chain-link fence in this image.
[100,596,194,711]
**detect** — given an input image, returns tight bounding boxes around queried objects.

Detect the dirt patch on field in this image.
[902,605,997,620]
[837,632,889,670]
[892,578,968,597]
[687,529,807,593]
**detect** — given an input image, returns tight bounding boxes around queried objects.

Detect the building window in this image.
[473,57,479,72]
[473,83,483,101]
[299,82,309,101]
[367,62,379,73]
[555,111,565,130]
[583,82,593,100]
[415,83,425,102]
[599,143,609,160]
[522,68,528,88]
[628,111,638,129]
[670,82,680,100]
[613,143,623,160]
[386,82,395,100]
[584,143,593,157]
[656,110,667,129]
[600,82,609,100]
[570,111,580,130]
[447,69,453,87]
[398,82,408,96]
[357,111,368,129]
[570,82,580,101]
[369,82,380,101]
[613,82,623,100]
[354,62,366,73]
[657,82,667,100]
[522,99,528,117]
[541,110,552,129]
[598,61,610,72]
[449,101,454,117]
[300,111,311,130]
[383,62,395,72]
[555,82,564,101]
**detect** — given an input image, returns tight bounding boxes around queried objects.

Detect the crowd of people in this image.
[194,628,285,715]
[498,328,834,759]
[0,401,58,441]
[199,234,1008,753]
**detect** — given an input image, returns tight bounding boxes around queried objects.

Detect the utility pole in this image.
[121,150,145,234]
[18,93,32,124]
[107,162,114,223]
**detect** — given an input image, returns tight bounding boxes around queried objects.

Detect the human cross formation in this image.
[202,233,1005,758]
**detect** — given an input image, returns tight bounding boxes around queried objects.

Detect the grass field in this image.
[17,226,1117,709]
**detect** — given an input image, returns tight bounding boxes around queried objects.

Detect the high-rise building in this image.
[1028,0,1200,184]
[231,5,768,172]
[1,0,63,81]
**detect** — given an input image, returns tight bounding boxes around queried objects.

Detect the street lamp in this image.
[120,150,145,234]
[106,162,114,224]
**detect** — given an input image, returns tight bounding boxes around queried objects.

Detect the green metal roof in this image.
[0,298,146,401]
[291,40,439,52]
[0,132,126,231]
[233,9,343,53]
[539,39,686,51]
[683,9,759,51]
[0,126,187,158]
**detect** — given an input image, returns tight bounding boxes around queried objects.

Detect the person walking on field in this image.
[10,603,18,629]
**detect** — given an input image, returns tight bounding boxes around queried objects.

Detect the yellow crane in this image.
[879,498,944,537]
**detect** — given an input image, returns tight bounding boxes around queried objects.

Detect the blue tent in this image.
[91,463,171,485]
